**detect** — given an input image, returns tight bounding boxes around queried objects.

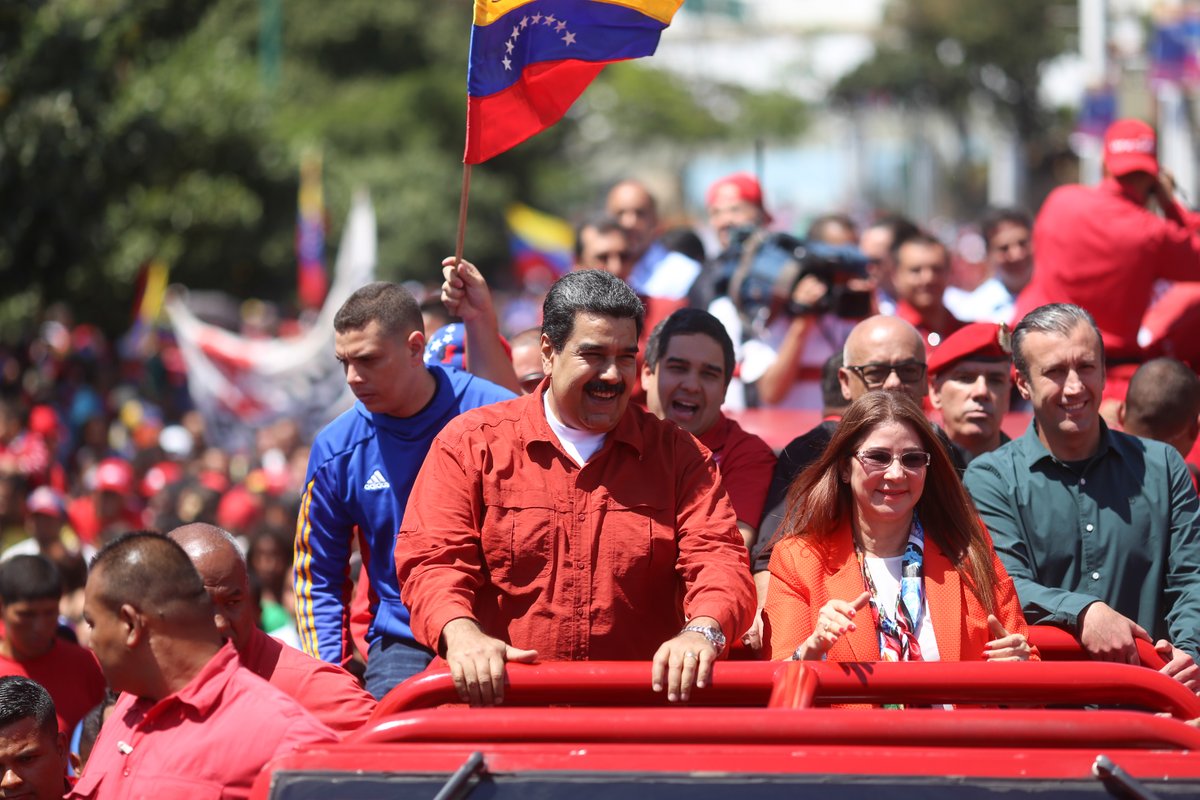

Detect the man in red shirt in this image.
[0,676,70,800]
[168,522,375,735]
[892,230,965,353]
[71,532,335,799]
[0,555,104,735]
[1017,118,1200,364]
[641,308,776,550]
[396,270,755,707]
[66,457,142,545]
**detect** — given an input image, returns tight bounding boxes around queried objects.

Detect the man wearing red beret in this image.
[927,322,1013,462]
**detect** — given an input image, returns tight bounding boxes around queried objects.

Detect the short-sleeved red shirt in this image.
[0,639,105,734]
[69,642,336,800]
[698,413,776,529]
[239,627,374,736]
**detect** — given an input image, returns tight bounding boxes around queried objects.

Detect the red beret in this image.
[927,322,1012,376]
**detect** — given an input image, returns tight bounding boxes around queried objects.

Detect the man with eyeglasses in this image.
[740,315,966,651]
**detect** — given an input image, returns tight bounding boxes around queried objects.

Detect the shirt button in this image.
[1085,524,1094,532]
[1080,478,1086,486]
[577,513,585,521]
[1091,571,1101,580]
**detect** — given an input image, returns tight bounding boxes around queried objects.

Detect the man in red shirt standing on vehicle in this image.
[396,269,755,707]
[1016,118,1200,365]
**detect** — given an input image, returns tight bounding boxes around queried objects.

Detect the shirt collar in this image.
[135,641,239,723]
[519,381,644,459]
[1018,417,1115,468]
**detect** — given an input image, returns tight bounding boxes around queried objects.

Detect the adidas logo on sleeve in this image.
[363,470,391,491]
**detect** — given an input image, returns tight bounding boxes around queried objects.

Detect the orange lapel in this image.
[825,526,880,662]
[922,537,962,662]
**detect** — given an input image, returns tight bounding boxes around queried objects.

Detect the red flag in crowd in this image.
[463,0,684,164]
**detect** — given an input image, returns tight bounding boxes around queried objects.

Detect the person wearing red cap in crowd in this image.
[2,487,95,564]
[66,458,142,546]
[892,230,966,354]
[1015,118,1200,370]
[706,172,771,252]
[0,402,55,492]
[927,322,1013,463]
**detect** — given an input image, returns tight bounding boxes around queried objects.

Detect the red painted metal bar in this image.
[353,706,1200,750]
[373,660,1200,721]
[1028,625,1167,668]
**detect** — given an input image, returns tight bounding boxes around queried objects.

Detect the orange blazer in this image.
[763,522,1031,662]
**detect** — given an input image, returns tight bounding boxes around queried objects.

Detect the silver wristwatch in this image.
[681,624,726,656]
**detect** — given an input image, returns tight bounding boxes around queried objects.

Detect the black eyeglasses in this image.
[845,361,926,388]
[854,449,931,473]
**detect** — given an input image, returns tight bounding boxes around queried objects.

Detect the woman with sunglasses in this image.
[764,390,1032,663]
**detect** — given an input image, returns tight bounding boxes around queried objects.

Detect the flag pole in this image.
[454,163,473,266]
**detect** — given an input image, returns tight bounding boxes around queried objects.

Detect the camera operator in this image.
[707,204,875,409]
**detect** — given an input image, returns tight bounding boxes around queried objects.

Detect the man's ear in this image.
[1013,369,1032,401]
[640,363,654,392]
[540,333,555,374]
[1116,401,1126,428]
[838,368,853,402]
[119,603,144,648]
[927,379,942,411]
[406,329,426,360]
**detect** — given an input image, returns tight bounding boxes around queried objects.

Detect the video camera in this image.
[713,227,872,321]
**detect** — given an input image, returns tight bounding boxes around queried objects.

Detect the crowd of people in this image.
[2,115,1200,796]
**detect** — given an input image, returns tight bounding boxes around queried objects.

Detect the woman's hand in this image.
[793,591,870,660]
[983,614,1032,661]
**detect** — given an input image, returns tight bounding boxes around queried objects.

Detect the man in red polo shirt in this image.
[892,230,965,353]
[0,556,104,736]
[71,533,335,799]
[168,522,375,735]
[641,308,776,550]
[1016,118,1200,364]
[396,270,755,707]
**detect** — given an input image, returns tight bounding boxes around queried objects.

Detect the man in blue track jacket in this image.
[294,281,513,699]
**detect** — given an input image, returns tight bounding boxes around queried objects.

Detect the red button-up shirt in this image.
[1019,177,1200,359]
[396,389,755,660]
[69,642,336,800]
[698,413,776,529]
[239,626,375,736]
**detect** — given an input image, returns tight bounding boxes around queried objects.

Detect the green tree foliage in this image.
[0,0,802,337]
[833,0,1076,206]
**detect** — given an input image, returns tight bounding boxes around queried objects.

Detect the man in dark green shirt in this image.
[965,303,1200,689]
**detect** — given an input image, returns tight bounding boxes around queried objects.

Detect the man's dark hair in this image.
[541,270,645,352]
[822,351,847,413]
[1012,303,1104,381]
[418,297,458,331]
[0,555,62,605]
[1125,358,1200,439]
[573,214,626,261]
[806,213,858,244]
[980,207,1033,248]
[0,676,56,735]
[891,229,946,263]
[333,282,422,338]
[77,689,118,766]
[644,309,735,383]
[90,532,210,622]
[868,215,920,248]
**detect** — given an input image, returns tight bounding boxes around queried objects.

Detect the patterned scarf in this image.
[856,516,926,663]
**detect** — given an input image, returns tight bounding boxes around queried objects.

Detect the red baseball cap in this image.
[1103,119,1158,177]
[706,172,770,214]
[927,323,1012,377]
[93,457,134,494]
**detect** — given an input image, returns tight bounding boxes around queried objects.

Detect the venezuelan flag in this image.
[465,0,683,164]
[506,202,574,286]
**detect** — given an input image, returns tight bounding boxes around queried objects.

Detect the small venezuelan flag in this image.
[506,202,574,286]
[464,0,683,164]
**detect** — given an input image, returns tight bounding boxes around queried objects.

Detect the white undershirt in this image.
[544,392,607,466]
[863,554,941,662]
